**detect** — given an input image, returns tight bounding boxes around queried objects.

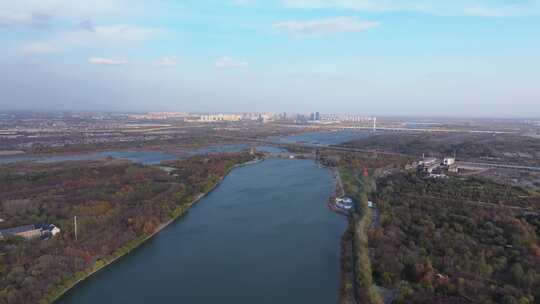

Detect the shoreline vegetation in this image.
[327,166,378,304]
[0,152,259,304]
[323,166,356,304]
[45,192,206,304]
[45,156,263,304]
[317,148,410,304]
[334,165,383,304]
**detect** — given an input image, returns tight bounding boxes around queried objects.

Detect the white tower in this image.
[373,117,377,132]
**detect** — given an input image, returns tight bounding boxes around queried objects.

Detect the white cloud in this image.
[20,42,59,54]
[274,17,378,37]
[281,0,540,17]
[18,24,165,55]
[0,11,50,28]
[464,6,510,17]
[215,56,248,69]
[89,57,128,65]
[154,56,178,67]
[0,0,124,21]
[5,1,166,56]
[61,25,165,45]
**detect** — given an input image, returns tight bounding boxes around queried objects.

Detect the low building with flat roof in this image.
[0,224,60,240]
[335,197,354,211]
[444,157,456,166]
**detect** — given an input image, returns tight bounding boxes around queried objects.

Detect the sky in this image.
[1,0,539,117]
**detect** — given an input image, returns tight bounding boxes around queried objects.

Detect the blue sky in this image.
[1,0,539,117]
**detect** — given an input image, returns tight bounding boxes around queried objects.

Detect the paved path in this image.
[458,161,540,172]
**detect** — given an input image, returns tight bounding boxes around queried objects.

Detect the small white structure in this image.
[419,158,438,166]
[429,173,449,179]
[368,201,375,208]
[443,157,456,166]
[335,197,354,210]
[50,225,61,236]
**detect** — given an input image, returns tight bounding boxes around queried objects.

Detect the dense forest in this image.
[0,152,255,304]
[339,132,540,166]
[371,173,540,303]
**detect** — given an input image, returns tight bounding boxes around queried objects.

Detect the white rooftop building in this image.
[335,197,354,210]
[443,157,456,166]
[0,224,60,240]
[419,158,438,166]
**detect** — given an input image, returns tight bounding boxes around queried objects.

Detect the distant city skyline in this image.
[1,0,539,117]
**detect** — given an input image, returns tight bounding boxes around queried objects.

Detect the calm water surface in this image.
[0,145,284,165]
[0,151,177,165]
[57,159,346,304]
[0,131,367,165]
[273,130,373,146]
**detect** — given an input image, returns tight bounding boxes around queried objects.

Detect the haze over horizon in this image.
[1,0,539,117]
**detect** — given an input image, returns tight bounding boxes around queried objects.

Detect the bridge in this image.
[216,135,409,157]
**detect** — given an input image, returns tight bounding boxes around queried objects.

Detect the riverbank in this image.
[54,157,344,304]
[45,157,262,304]
[337,168,382,304]
[322,166,357,304]
[327,168,350,216]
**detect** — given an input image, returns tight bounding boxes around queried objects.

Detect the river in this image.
[56,158,346,304]
[271,130,373,146]
[0,145,283,165]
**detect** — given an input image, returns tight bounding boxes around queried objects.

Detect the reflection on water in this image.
[0,151,177,165]
[57,159,346,304]
[272,130,373,146]
[0,145,285,165]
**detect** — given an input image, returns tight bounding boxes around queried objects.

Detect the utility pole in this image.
[74,216,78,241]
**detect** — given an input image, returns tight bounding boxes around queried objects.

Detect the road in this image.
[336,126,517,135]
[217,134,540,172]
[457,161,540,172]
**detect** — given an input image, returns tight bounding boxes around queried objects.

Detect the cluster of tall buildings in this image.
[199,113,273,123]
[320,114,375,123]
[129,112,190,120]
[309,112,321,121]
[127,111,377,125]
[199,114,242,122]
